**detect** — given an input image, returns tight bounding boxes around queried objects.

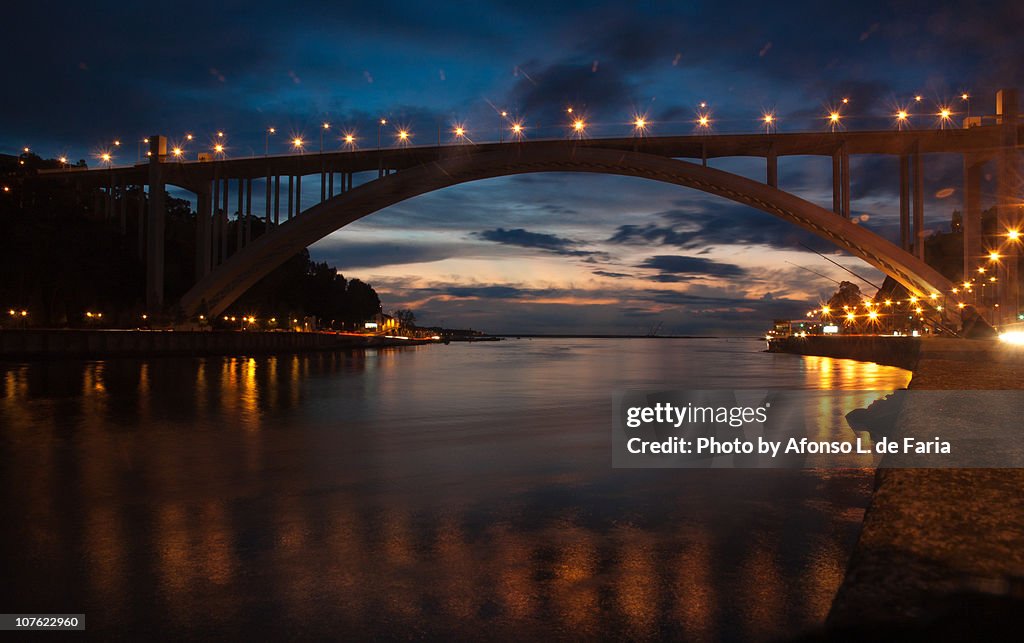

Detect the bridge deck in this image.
[36,126,1012,188]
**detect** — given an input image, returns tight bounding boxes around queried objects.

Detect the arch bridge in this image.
[41,90,1024,325]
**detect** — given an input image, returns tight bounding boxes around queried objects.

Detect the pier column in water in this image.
[146,135,167,312]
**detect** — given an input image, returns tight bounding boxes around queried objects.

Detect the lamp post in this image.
[265,127,275,156]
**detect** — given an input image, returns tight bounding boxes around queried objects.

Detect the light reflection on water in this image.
[0,338,910,640]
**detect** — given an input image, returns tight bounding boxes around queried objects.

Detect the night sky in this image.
[4,1,1023,334]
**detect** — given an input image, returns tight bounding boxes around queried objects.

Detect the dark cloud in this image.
[475,227,598,256]
[310,240,466,269]
[638,255,746,281]
[506,61,638,129]
[609,203,836,253]
[436,285,530,300]
[592,270,632,279]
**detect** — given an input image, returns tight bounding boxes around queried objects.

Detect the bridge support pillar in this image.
[273,175,280,225]
[913,148,924,262]
[236,178,244,252]
[195,182,212,281]
[220,177,229,263]
[145,136,167,312]
[265,171,272,229]
[212,174,221,267]
[118,178,127,235]
[136,184,146,259]
[899,154,911,251]
[962,154,984,287]
[996,89,1021,325]
[832,151,841,216]
[296,175,302,214]
[287,175,293,221]
[245,178,252,246]
[832,144,850,218]
[840,145,850,219]
[766,146,778,188]
[106,177,113,221]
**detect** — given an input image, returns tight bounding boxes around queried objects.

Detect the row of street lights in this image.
[804,226,1022,332]
[25,92,975,166]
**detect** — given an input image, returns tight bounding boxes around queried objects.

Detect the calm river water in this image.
[0,338,910,640]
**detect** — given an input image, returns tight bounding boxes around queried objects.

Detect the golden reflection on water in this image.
[740,537,786,641]
[672,533,715,642]
[0,342,904,638]
[801,355,910,391]
[552,523,599,633]
[614,525,659,638]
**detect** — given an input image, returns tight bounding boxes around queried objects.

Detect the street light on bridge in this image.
[292,137,304,153]
[342,131,357,149]
[213,143,225,158]
[171,147,183,159]
[828,110,842,132]
[396,129,411,145]
[762,112,776,134]
[696,112,711,133]
[378,118,387,150]
[452,124,468,143]
[321,122,330,153]
[509,121,525,141]
[265,127,275,156]
[938,106,953,130]
[633,114,649,136]
[571,118,587,139]
[895,109,909,131]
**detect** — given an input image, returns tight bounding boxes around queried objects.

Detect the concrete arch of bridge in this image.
[178,145,953,318]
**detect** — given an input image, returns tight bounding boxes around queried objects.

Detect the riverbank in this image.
[0,329,433,359]
[771,337,1024,639]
